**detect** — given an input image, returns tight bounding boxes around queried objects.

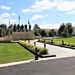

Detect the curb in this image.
[0,55,75,68]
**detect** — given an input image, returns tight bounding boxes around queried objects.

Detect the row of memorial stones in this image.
[13,24,31,32]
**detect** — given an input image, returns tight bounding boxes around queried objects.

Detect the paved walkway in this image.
[30,40,75,58]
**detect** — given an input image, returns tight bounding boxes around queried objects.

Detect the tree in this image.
[3,28,6,36]
[66,23,73,36]
[49,29,56,37]
[29,24,31,31]
[34,24,40,30]
[0,28,3,37]
[0,24,7,29]
[58,23,73,37]
[8,24,13,29]
[61,28,68,37]
[8,24,13,34]
[40,29,47,37]
[6,29,10,35]
[34,30,40,36]
[33,24,41,36]
[13,24,17,32]
[25,24,27,31]
[58,23,66,36]
[17,24,20,32]
[21,24,24,31]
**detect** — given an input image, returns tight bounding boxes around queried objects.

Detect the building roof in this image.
[42,29,58,32]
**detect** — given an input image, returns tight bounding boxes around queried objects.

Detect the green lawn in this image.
[0,43,34,64]
[54,36,75,45]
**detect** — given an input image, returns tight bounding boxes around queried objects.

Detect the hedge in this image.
[19,40,48,55]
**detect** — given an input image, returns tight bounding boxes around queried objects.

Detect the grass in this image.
[0,43,34,64]
[40,36,75,46]
[54,36,75,45]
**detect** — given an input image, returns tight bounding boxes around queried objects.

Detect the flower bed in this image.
[19,40,48,55]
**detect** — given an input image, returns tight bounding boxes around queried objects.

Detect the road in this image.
[0,57,75,75]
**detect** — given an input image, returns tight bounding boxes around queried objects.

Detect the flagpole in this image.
[19,14,20,25]
[9,19,10,26]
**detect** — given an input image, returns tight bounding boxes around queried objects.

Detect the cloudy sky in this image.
[0,0,75,29]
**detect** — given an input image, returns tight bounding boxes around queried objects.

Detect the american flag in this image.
[19,14,20,20]
[28,19,30,25]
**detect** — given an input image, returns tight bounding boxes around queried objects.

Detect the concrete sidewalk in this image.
[30,40,75,57]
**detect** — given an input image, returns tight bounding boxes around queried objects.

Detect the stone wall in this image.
[12,32,35,40]
[0,36,12,41]
[35,36,41,39]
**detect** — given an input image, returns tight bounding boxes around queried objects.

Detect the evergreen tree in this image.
[49,29,56,37]
[33,24,41,36]
[21,24,24,31]
[13,24,17,32]
[58,23,66,36]
[40,29,47,37]
[25,24,27,31]
[17,24,20,32]
[66,23,73,36]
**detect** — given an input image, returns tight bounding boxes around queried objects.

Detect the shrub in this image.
[67,44,70,46]
[19,40,48,55]
[70,44,75,47]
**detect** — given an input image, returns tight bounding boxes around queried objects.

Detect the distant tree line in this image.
[0,24,31,37]
[12,24,31,32]
[33,22,73,38]
[0,24,12,37]
[33,24,56,37]
[0,22,73,38]
[58,23,73,37]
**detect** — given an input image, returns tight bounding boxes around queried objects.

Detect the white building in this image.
[72,27,75,35]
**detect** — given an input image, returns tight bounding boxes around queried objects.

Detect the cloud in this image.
[10,19,17,24]
[0,19,17,26]
[45,14,49,17]
[0,5,11,10]
[11,13,17,16]
[40,22,60,29]
[10,2,14,4]
[42,21,48,24]
[0,13,10,19]
[67,10,75,14]
[0,13,16,25]
[30,22,60,29]
[31,0,56,12]
[22,8,31,13]
[31,14,44,20]
[57,1,75,11]
[40,21,75,29]
[72,22,75,27]
[22,0,57,13]
[22,8,36,13]
[22,0,75,13]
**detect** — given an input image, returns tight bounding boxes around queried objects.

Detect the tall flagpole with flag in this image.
[9,19,10,26]
[18,14,20,25]
[28,19,30,25]
[28,19,31,31]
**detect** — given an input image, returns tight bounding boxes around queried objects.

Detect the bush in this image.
[70,45,75,47]
[19,40,48,55]
[67,44,70,46]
